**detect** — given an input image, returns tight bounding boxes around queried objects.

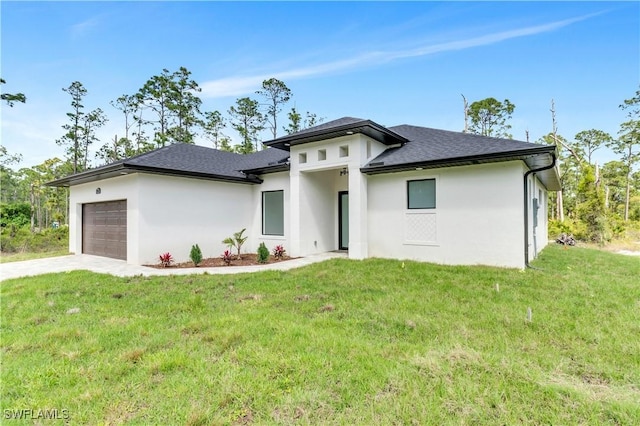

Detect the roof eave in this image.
[265,120,409,151]
[46,164,262,187]
[46,163,127,187]
[240,163,290,175]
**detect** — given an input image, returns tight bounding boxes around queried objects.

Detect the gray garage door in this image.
[82,200,127,260]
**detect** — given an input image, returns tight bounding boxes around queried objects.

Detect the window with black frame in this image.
[407,179,436,209]
[262,190,284,235]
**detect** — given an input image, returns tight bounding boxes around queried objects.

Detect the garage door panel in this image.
[106,217,123,226]
[82,200,127,260]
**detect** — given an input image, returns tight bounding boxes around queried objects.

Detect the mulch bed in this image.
[146,253,295,269]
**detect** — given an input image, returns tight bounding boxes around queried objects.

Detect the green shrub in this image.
[0,225,68,253]
[257,242,269,264]
[576,167,611,244]
[190,244,203,266]
[0,202,31,228]
[608,216,627,238]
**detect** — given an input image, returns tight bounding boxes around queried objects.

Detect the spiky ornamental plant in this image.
[222,228,248,260]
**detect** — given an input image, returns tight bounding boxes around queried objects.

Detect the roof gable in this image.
[264,116,409,150]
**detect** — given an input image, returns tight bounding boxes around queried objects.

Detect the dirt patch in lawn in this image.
[146,254,296,269]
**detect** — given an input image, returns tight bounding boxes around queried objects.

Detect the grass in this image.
[1,244,639,425]
[0,249,70,264]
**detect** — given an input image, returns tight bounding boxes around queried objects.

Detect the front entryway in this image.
[82,200,127,260]
[339,191,349,250]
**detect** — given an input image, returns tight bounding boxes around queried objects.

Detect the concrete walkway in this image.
[0,252,347,281]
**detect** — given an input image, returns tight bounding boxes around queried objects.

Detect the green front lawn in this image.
[2,245,639,424]
[0,249,70,264]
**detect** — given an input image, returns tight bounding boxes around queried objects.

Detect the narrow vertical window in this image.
[262,190,284,235]
[407,179,436,209]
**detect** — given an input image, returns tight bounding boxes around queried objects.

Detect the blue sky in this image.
[1,1,638,169]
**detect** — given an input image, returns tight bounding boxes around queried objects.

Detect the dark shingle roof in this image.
[48,143,290,187]
[369,125,550,167]
[287,117,367,136]
[126,144,248,178]
[240,147,290,171]
[48,118,559,190]
[361,124,560,190]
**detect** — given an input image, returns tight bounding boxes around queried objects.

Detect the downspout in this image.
[524,152,556,268]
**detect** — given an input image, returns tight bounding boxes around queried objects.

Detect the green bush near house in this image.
[257,242,269,263]
[190,244,203,266]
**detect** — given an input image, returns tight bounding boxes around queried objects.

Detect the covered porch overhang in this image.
[289,164,369,260]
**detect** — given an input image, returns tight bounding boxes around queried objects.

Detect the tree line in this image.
[538,92,640,243]
[460,93,640,241]
[55,69,323,172]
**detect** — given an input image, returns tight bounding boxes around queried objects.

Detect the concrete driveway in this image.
[0,252,345,281]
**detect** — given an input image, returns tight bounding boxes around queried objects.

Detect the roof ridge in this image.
[124,143,186,165]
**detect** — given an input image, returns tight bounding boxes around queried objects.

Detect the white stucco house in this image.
[49,117,560,269]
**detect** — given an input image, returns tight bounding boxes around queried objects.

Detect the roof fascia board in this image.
[239,164,290,175]
[47,164,261,187]
[127,165,262,184]
[46,163,127,187]
[265,120,409,150]
[360,146,556,175]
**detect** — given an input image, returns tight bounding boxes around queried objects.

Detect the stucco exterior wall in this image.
[251,171,290,254]
[536,176,550,253]
[527,174,549,262]
[289,134,382,258]
[290,134,387,172]
[68,174,140,262]
[135,174,253,264]
[69,173,255,265]
[367,161,527,268]
[297,169,338,255]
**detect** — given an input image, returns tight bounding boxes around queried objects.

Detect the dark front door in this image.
[82,200,127,260]
[338,191,349,250]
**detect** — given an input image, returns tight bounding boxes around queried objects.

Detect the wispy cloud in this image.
[200,12,599,99]
[70,16,100,38]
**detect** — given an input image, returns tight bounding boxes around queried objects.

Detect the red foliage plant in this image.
[159,252,173,267]
[273,244,286,260]
[221,250,233,266]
